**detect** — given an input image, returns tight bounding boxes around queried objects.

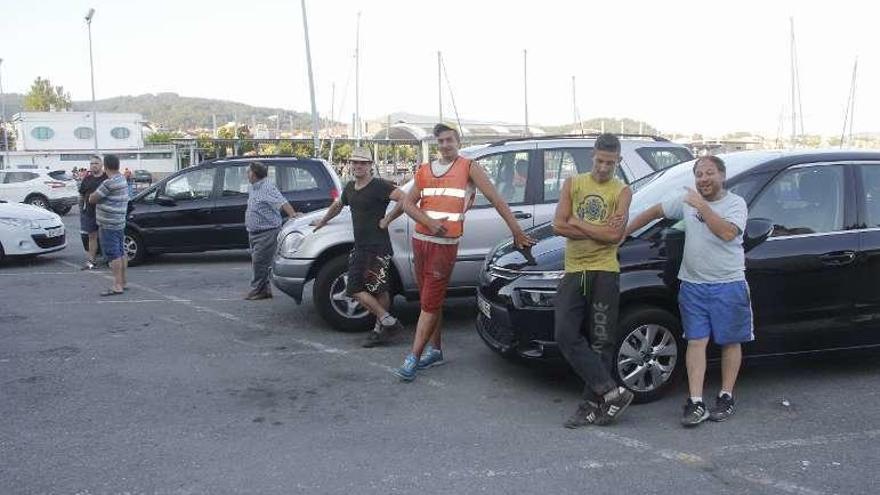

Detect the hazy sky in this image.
[1,0,877,136]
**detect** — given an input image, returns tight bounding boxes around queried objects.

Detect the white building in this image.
[1,112,177,176]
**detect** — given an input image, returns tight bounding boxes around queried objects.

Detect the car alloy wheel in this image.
[124,234,139,261]
[27,196,49,210]
[616,323,678,393]
[329,272,369,320]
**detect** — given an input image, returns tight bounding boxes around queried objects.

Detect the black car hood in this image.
[488,223,565,271]
[489,222,666,272]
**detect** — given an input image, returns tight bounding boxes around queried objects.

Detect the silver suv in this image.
[272,135,693,331]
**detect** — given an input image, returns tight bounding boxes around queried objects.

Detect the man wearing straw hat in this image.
[312,147,408,346]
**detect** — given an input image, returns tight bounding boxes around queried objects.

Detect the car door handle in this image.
[819,251,856,266]
[512,211,532,219]
[197,208,212,214]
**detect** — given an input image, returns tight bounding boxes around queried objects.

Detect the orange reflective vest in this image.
[414,157,472,238]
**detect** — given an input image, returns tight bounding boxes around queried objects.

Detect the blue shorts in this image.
[99,228,125,261]
[678,280,754,345]
[80,213,99,234]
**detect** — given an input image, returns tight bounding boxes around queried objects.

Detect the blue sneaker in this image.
[391,354,418,382]
[417,347,445,370]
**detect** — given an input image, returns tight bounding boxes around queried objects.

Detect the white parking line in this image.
[590,430,825,495]
[0,267,249,277]
[712,429,880,455]
[380,457,667,485]
[60,260,446,389]
[46,297,244,305]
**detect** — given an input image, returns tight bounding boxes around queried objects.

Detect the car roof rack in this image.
[488,133,669,147]
[200,155,321,164]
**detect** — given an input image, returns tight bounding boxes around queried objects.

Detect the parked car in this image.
[0,169,79,215]
[122,156,342,265]
[272,135,694,332]
[133,169,153,183]
[0,201,66,262]
[477,149,880,402]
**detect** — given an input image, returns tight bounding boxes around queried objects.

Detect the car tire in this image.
[0,242,5,264]
[124,230,146,266]
[25,194,50,210]
[313,253,375,332]
[54,205,72,216]
[613,306,685,403]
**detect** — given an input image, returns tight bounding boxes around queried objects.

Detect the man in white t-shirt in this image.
[626,155,752,427]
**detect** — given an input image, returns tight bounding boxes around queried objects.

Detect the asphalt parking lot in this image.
[2,213,880,495]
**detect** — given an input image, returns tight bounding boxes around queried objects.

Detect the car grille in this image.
[477,314,517,348]
[32,234,65,248]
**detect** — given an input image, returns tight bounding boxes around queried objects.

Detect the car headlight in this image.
[518,288,556,308]
[0,217,40,229]
[280,231,306,258]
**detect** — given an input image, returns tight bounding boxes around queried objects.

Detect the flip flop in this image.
[99,288,124,297]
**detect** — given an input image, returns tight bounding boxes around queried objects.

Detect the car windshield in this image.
[629,151,782,217]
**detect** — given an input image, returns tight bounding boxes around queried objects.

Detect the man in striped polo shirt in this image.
[89,154,130,296]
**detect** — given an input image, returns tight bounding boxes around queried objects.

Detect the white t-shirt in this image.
[662,191,748,284]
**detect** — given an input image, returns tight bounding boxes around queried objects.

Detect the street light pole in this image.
[0,58,9,168]
[85,8,98,152]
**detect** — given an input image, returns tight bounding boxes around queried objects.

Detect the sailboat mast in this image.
[789,17,796,147]
[355,11,361,145]
[438,51,443,123]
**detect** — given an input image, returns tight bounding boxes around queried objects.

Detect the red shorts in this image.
[412,238,458,313]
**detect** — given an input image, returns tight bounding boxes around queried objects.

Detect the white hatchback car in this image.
[0,169,80,215]
[0,201,67,262]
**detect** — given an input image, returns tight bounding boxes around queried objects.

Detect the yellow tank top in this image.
[564,173,626,273]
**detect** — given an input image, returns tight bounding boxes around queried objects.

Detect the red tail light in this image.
[44,181,66,189]
[329,187,339,200]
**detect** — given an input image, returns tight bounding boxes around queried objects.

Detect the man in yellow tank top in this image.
[552,133,634,428]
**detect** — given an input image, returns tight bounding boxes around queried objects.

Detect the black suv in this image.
[121,156,342,265]
[477,149,880,402]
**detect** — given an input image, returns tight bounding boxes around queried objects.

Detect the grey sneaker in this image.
[380,319,405,339]
[361,330,388,348]
[681,399,709,427]
[564,400,599,429]
[709,394,735,422]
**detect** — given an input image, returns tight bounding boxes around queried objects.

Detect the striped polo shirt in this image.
[94,174,129,230]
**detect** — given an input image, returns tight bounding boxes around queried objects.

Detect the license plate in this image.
[45,228,63,238]
[477,295,491,319]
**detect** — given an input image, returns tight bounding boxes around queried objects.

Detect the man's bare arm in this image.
[280,202,300,219]
[310,200,343,230]
[624,203,665,237]
[683,188,739,241]
[469,164,535,248]
[379,188,406,229]
[568,187,633,244]
[552,178,591,240]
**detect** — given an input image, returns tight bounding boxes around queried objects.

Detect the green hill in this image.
[1,92,321,131]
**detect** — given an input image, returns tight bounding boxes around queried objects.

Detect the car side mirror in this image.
[744,218,773,252]
[156,195,176,207]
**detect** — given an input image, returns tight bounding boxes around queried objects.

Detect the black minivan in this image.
[477,149,880,402]
[121,156,341,265]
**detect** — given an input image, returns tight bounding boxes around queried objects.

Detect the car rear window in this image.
[635,147,694,171]
[4,172,39,183]
[48,170,73,181]
[280,165,320,192]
